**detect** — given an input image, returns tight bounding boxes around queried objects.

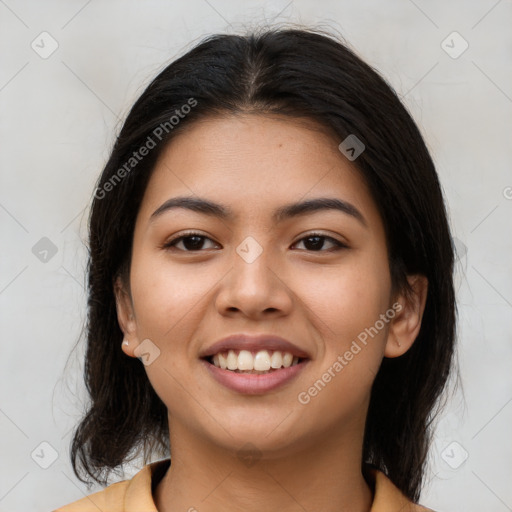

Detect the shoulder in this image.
[52,480,129,511]
[52,459,169,512]
[370,468,437,512]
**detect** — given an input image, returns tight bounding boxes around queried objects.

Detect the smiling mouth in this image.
[202,349,307,374]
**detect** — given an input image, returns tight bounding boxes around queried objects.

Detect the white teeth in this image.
[210,349,301,372]
[282,352,293,367]
[238,350,253,370]
[227,350,238,370]
[270,351,283,369]
[254,350,271,371]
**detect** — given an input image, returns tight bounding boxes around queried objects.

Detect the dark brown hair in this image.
[69,26,456,502]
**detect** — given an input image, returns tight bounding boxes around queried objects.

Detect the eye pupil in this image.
[304,236,324,251]
[183,235,204,250]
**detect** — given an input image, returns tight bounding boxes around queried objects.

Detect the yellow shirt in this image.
[53,459,433,512]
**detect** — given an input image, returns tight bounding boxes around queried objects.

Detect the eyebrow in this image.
[150,196,367,227]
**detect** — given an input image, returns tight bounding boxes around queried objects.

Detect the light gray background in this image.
[1,1,511,511]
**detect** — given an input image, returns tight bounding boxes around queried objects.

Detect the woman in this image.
[54,26,455,511]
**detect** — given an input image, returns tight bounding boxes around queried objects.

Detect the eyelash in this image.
[161,231,348,253]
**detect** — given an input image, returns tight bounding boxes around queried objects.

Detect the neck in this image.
[154,421,373,512]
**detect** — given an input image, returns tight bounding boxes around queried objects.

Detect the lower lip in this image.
[201,359,309,395]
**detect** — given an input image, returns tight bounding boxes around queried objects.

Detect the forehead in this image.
[137,114,380,226]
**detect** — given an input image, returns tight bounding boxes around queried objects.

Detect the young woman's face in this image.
[118,114,402,456]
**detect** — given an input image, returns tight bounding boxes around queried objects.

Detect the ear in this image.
[114,275,140,358]
[384,274,428,358]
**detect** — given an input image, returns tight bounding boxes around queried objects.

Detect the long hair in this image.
[70,26,456,502]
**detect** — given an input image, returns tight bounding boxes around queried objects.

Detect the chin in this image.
[202,411,308,456]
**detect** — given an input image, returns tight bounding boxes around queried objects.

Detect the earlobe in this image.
[384,275,428,358]
[114,276,139,357]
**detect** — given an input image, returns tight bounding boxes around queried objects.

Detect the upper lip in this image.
[199,334,311,359]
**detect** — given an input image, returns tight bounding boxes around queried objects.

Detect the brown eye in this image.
[163,232,219,252]
[292,233,347,252]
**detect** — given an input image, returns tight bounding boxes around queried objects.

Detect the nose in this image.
[214,239,294,320]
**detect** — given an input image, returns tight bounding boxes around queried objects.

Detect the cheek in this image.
[129,250,212,338]
[128,253,209,411]
[293,262,391,429]
[296,252,392,408]
[302,254,391,342]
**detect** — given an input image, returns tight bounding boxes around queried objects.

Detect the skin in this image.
[115,114,428,512]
